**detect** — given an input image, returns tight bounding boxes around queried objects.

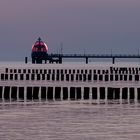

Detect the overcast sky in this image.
[0,0,140,61]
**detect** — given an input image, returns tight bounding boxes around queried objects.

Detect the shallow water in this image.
[0,101,140,140]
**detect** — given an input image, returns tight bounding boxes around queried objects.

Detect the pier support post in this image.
[81,87,84,100]
[59,57,62,64]
[33,87,39,100]
[19,87,24,101]
[92,87,97,100]
[70,87,76,100]
[4,86,10,100]
[32,59,35,64]
[47,87,53,100]
[86,57,88,64]
[76,87,81,100]
[84,87,90,100]
[41,87,47,100]
[100,87,105,100]
[0,86,3,99]
[112,57,115,64]
[63,87,68,100]
[54,87,61,100]
[27,87,33,100]
[11,87,17,100]
[25,57,28,64]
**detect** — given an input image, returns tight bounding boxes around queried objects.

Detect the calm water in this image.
[0,101,140,140]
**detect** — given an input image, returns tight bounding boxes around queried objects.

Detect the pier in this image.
[44,54,140,64]
[31,38,140,64]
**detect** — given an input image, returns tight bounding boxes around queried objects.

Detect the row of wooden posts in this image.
[4,67,140,75]
[0,86,140,101]
[1,73,140,81]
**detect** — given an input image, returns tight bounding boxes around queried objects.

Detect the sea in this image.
[1,61,140,140]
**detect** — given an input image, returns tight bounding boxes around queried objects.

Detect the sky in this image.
[0,0,140,61]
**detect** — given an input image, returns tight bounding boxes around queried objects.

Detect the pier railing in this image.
[49,54,140,58]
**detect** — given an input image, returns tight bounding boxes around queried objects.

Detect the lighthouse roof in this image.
[32,37,48,51]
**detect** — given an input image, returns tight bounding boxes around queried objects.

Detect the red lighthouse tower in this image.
[31,37,48,63]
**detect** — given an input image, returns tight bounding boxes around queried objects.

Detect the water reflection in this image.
[0,100,140,140]
[0,99,139,108]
